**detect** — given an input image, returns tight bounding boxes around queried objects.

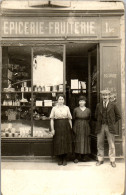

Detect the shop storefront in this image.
[0,1,125,158]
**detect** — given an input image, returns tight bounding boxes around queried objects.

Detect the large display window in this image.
[1,45,64,138]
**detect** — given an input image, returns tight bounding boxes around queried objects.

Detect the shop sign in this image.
[1,17,98,37]
[1,17,120,38]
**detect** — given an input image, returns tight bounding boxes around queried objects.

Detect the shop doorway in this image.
[66,43,100,135]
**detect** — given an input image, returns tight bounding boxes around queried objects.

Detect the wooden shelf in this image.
[2,91,31,93]
[2,91,63,94]
[34,118,50,121]
[34,106,52,108]
[1,105,31,107]
[33,91,63,93]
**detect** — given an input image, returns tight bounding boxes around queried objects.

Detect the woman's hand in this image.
[51,129,55,136]
[68,119,72,129]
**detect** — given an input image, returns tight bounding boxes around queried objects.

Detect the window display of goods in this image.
[19,127,31,137]
[5,109,17,121]
[33,128,53,138]
[1,122,32,138]
[1,123,19,137]
[33,130,43,137]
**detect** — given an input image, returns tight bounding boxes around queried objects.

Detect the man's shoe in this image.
[96,161,104,166]
[74,159,79,163]
[58,160,63,165]
[111,162,116,168]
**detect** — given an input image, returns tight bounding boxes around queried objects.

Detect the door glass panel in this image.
[1,47,32,138]
[32,45,63,138]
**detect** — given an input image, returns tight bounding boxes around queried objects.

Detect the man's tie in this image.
[104,102,107,108]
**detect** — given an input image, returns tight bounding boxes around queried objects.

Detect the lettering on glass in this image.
[103,73,117,93]
[104,74,117,79]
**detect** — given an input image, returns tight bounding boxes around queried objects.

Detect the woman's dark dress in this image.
[50,105,72,156]
[73,107,91,154]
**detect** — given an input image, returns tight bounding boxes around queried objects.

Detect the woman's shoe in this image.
[81,154,89,162]
[74,159,79,163]
[63,159,67,166]
[96,161,104,166]
[81,158,87,162]
[58,156,63,165]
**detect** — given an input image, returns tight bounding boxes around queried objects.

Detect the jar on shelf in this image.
[42,86,45,92]
[38,86,42,92]
[28,87,31,92]
[35,87,38,92]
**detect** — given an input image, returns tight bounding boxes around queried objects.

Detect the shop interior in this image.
[66,43,98,121]
[1,43,99,138]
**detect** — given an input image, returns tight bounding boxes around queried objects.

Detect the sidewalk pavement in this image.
[1,158,125,195]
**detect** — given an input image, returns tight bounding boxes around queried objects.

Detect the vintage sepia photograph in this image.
[0,0,125,195]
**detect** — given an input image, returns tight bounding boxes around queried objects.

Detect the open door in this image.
[88,45,100,121]
[88,44,100,157]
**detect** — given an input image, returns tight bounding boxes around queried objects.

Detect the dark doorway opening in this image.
[66,43,100,157]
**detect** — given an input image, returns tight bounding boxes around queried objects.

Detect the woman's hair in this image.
[78,95,86,102]
[56,94,65,101]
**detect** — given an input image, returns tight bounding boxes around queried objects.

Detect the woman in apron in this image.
[50,94,72,166]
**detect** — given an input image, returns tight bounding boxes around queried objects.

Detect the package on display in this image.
[45,86,51,92]
[36,101,43,106]
[44,100,52,107]
[59,84,63,91]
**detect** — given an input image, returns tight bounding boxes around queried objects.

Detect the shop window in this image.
[32,46,63,137]
[1,45,64,138]
[1,47,32,138]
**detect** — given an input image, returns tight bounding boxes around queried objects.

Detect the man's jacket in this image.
[95,101,121,134]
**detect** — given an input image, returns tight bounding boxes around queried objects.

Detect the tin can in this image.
[21,87,24,92]
[28,87,31,92]
[24,82,27,87]
[25,87,29,92]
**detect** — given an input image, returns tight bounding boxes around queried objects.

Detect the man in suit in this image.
[95,90,121,168]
